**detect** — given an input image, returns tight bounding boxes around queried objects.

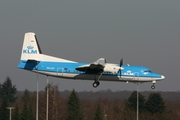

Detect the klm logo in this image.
[23,46,37,54]
[123,70,134,76]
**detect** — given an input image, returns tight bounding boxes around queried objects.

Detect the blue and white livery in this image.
[18,32,165,89]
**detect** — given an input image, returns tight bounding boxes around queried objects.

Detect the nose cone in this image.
[161,75,165,79]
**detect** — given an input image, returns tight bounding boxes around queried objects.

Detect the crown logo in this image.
[27,46,34,49]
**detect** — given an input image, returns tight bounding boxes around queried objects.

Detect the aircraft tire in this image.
[97,81,100,86]
[151,85,155,89]
[93,81,100,88]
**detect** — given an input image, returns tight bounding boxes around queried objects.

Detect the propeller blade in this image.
[119,58,123,78]
[120,58,123,67]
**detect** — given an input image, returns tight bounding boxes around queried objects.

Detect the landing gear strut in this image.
[151,81,156,89]
[92,73,102,88]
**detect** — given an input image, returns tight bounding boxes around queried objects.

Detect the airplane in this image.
[17,32,165,89]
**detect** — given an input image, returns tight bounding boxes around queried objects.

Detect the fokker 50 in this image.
[18,32,165,89]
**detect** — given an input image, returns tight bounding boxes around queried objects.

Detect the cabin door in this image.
[134,72,139,81]
[57,68,64,76]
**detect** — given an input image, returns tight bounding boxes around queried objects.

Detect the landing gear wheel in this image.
[93,81,100,88]
[92,82,98,88]
[151,85,155,89]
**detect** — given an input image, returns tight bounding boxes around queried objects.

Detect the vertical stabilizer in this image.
[20,32,42,60]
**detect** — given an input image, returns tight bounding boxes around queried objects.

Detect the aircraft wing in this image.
[76,58,121,74]
[75,63,104,72]
[76,58,105,73]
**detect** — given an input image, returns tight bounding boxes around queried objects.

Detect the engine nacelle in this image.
[103,65,120,74]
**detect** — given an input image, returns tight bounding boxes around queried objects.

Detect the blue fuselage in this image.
[18,60,164,83]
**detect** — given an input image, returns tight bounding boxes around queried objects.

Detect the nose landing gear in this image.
[151,84,155,89]
[151,81,156,89]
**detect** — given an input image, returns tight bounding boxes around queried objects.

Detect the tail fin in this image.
[20,32,42,60]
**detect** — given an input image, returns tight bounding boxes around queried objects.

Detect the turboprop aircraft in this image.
[17,32,165,89]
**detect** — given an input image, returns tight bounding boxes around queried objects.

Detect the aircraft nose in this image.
[161,75,165,79]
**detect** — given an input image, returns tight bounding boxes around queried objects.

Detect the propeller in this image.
[120,58,123,67]
[119,58,123,77]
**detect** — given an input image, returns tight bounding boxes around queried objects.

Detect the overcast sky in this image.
[0,1,180,92]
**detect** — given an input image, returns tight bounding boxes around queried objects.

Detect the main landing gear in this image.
[151,81,156,89]
[92,73,102,88]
